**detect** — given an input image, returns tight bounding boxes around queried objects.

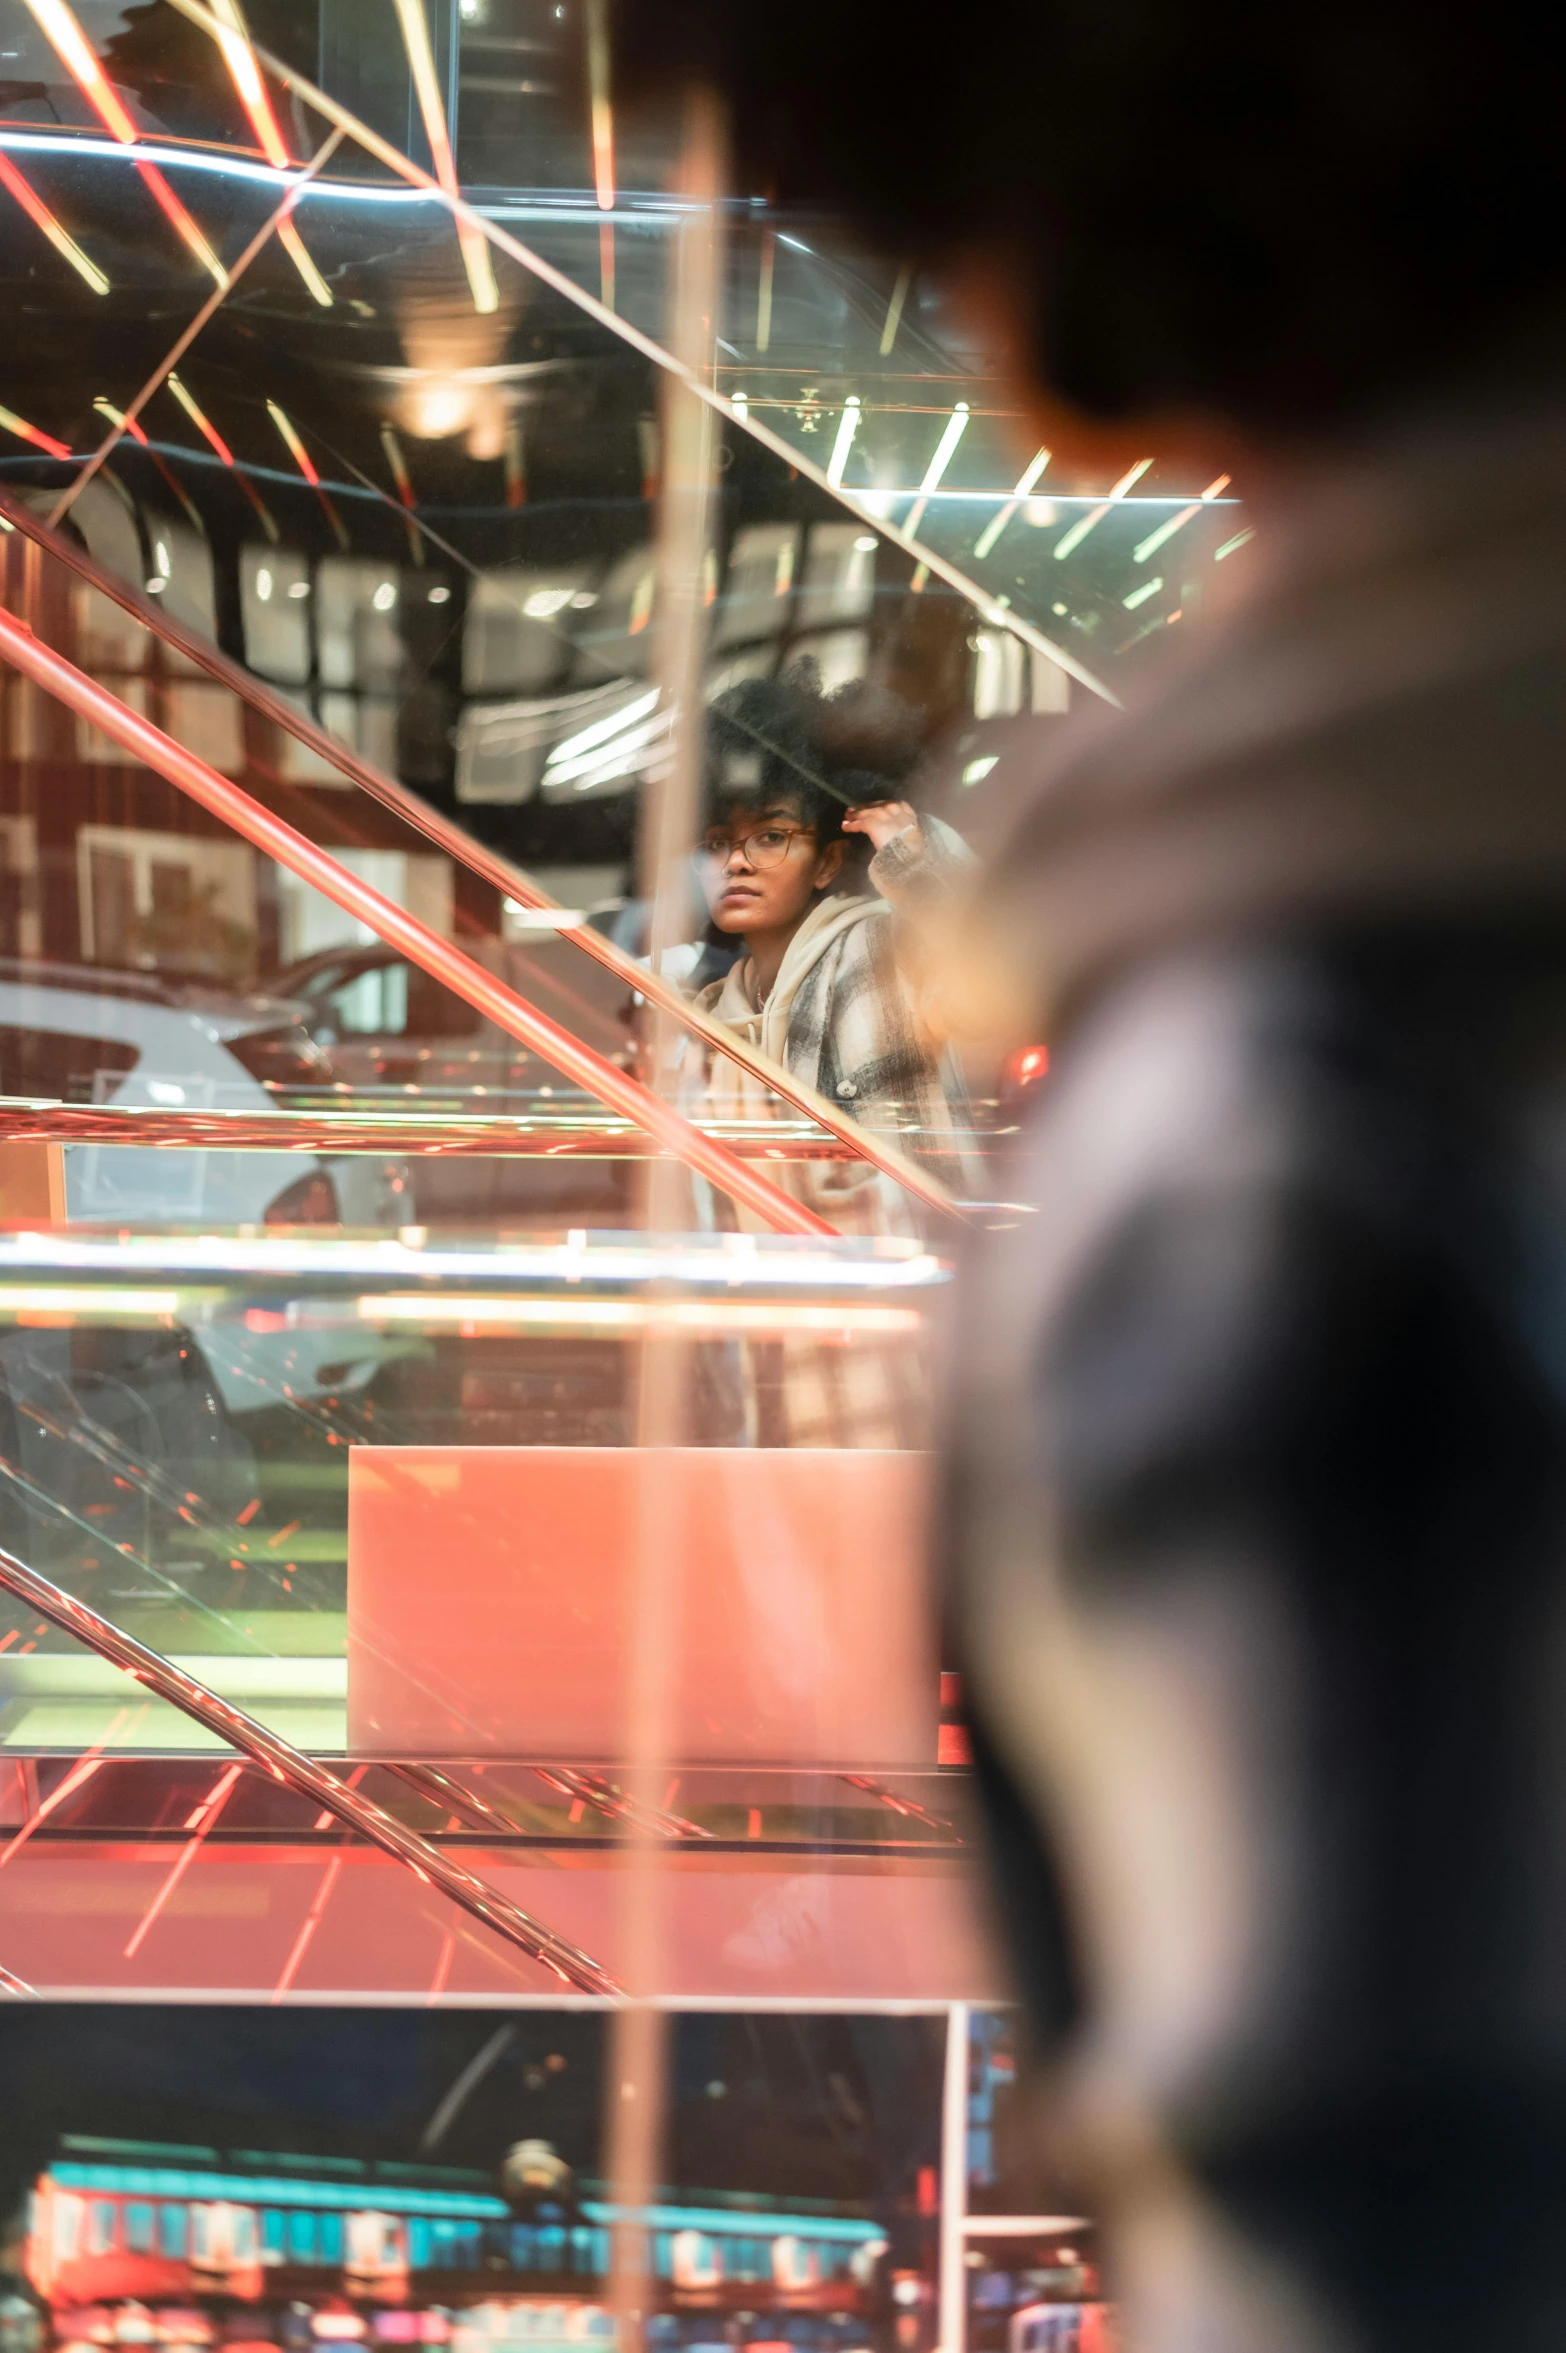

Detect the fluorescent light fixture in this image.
[918,402,969,497]
[1109,457,1154,499]
[502,906,585,929]
[961,756,999,786]
[209,0,287,161]
[20,0,228,287]
[1054,455,1154,561]
[276,217,332,305]
[93,397,145,448]
[266,399,319,486]
[357,1294,923,1336]
[0,146,108,292]
[0,1287,178,1317]
[1131,473,1231,566]
[167,371,233,466]
[879,264,910,357]
[1052,505,1107,561]
[202,0,326,317]
[546,686,659,768]
[19,0,137,137]
[1132,504,1199,564]
[0,1229,943,1289]
[974,444,1050,560]
[163,376,277,537]
[547,709,670,787]
[0,401,70,459]
[586,0,614,211]
[266,399,347,546]
[901,402,970,542]
[392,0,498,313]
[1214,527,1254,561]
[379,421,416,507]
[755,232,773,352]
[207,0,335,301]
[1122,576,1162,610]
[826,396,861,489]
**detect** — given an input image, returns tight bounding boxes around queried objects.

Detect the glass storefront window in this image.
[0,7,1167,2348]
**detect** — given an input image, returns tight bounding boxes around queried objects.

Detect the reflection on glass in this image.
[0,9,1111,2340]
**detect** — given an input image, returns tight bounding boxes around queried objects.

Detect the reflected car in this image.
[270,940,638,1226]
[0,958,407,1230]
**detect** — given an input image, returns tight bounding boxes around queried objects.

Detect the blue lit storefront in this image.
[22,2145,888,2353]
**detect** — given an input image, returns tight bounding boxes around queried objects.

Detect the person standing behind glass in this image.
[688,667,970,1444]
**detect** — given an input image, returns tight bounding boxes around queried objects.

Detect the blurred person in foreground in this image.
[688,666,972,1442]
[620,7,1566,2349]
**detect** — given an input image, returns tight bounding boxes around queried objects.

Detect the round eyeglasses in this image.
[698,823,814,872]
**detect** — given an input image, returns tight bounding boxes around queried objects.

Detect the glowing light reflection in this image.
[0,403,70,460]
[357,1294,924,1336]
[973,445,1051,561]
[1053,456,1154,562]
[20,0,228,286]
[0,145,109,293]
[392,0,498,314]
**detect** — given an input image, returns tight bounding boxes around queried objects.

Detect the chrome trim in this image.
[0,1096,871,1159]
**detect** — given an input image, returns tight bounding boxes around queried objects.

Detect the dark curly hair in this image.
[613,0,1566,435]
[703,664,923,891]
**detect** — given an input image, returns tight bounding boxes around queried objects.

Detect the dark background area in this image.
[0,2006,946,2228]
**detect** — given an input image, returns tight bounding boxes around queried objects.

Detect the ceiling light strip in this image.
[48,125,345,529]
[91,398,205,532]
[825,396,861,489]
[379,422,424,559]
[392,0,497,314]
[135,158,229,287]
[265,398,349,547]
[0,402,70,460]
[0,145,108,293]
[152,0,1116,707]
[206,0,333,309]
[20,0,227,284]
[585,0,615,210]
[973,445,1051,562]
[903,402,970,539]
[1052,455,1153,562]
[1131,473,1232,566]
[165,371,280,537]
[166,371,233,465]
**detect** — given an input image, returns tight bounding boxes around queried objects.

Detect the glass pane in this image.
[0,9,1084,2348]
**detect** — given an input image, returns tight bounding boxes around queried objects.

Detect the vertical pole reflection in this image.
[938,2004,971,2353]
[605,84,725,2353]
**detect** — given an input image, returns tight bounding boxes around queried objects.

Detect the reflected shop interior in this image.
[0,1,1245,2350]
